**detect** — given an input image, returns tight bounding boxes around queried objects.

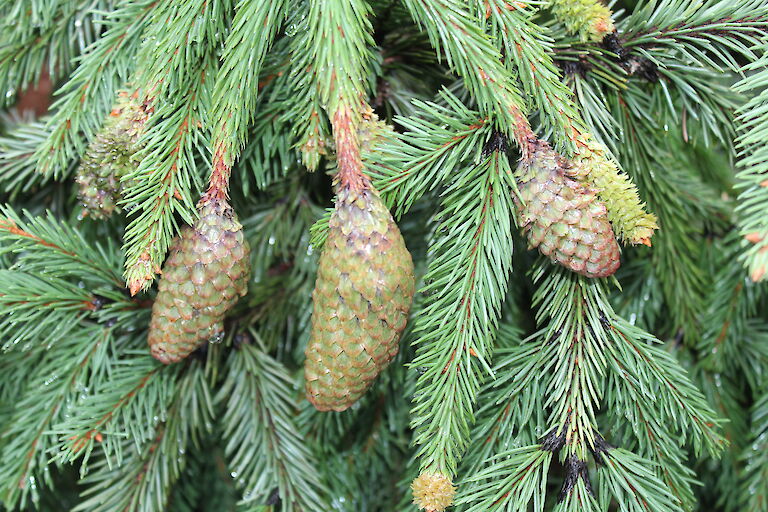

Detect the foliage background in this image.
[0,0,767,511]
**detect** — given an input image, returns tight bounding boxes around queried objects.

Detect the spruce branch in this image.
[529,264,610,458]
[280,31,330,171]
[741,389,768,511]
[132,0,233,206]
[569,78,617,147]
[208,0,288,195]
[73,361,213,512]
[402,0,537,149]
[410,145,516,476]
[653,64,741,147]
[134,0,230,102]
[481,0,586,154]
[604,91,727,340]
[560,0,768,146]
[460,341,546,478]
[364,93,489,216]
[604,355,699,508]
[121,57,213,294]
[555,477,600,512]
[0,208,150,350]
[558,454,595,507]
[0,0,765,509]
[597,447,683,512]
[306,0,374,119]
[621,0,768,72]
[164,442,240,512]
[456,445,551,511]
[733,41,768,282]
[698,235,764,375]
[52,354,173,468]
[34,0,157,177]
[607,318,726,457]
[0,116,57,200]
[0,205,123,287]
[524,257,724,504]
[0,270,92,351]
[555,0,768,92]
[0,326,112,509]
[217,339,329,511]
[239,179,323,350]
[237,102,298,190]
[0,0,102,107]
[692,367,751,510]
[303,0,375,190]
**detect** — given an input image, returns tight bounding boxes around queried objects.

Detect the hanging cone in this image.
[148,199,250,364]
[304,184,415,411]
[75,92,148,219]
[515,140,620,278]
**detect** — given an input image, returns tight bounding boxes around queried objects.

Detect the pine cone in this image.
[304,185,415,411]
[571,134,657,246]
[515,141,620,278]
[75,93,148,219]
[148,199,250,364]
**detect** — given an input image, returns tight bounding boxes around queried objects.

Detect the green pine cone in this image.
[74,137,124,218]
[75,94,147,219]
[547,0,615,42]
[304,185,415,411]
[515,141,620,278]
[571,135,658,246]
[148,199,250,364]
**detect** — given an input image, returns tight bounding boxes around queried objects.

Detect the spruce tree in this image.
[0,0,767,511]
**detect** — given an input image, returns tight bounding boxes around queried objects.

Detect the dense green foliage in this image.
[0,0,767,511]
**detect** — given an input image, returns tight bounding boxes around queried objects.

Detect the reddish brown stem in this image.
[332,105,370,192]
[201,148,231,204]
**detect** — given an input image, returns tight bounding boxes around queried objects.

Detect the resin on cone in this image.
[304,184,415,411]
[148,199,250,364]
[515,140,620,278]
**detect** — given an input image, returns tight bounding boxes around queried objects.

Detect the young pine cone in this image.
[515,140,620,278]
[304,185,415,411]
[75,93,148,219]
[148,199,250,364]
[570,134,658,246]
